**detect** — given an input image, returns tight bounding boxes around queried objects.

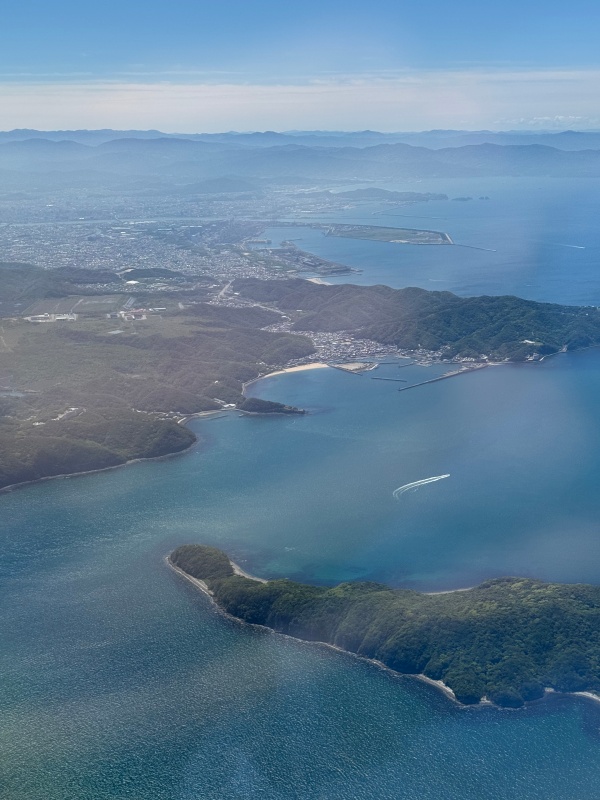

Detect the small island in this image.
[6,262,600,490]
[170,544,600,709]
[237,397,305,415]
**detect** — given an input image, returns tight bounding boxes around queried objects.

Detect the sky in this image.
[1,0,599,131]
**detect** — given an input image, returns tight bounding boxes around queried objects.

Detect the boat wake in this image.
[393,474,450,499]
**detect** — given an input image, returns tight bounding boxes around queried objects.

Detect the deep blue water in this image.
[266,177,600,304]
[3,353,600,798]
[3,177,600,798]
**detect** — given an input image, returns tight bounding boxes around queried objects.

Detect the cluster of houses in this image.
[108,307,167,321]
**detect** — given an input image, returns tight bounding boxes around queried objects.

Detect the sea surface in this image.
[3,177,600,798]
[264,177,600,304]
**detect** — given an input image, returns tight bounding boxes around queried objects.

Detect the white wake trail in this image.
[393,474,450,499]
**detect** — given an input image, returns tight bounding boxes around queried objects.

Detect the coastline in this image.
[177,409,234,424]
[413,673,460,703]
[0,435,199,496]
[242,362,328,392]
[166,554,463,705]
[572,690,600,704]
[166,554,267,595]
[0,361,329,496]
[547,687,600,705]
[167,554,600,712]
[231,560,268,582]
[166,555,475,707]
[167,556,213,598]
[0,352,543,496]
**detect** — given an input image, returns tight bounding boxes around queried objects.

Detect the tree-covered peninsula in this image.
[238,397,305,414]
[0,263,314,490]
[171,544,600,709]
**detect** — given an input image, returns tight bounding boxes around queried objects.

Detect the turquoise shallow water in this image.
[4,177,600,797]
[3,353,600,798]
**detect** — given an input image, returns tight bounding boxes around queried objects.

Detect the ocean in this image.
[2,177,600,798]
[264,177,600,304]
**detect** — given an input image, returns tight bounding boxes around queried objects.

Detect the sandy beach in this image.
[167,554,600,712]
[243,362,329,391]
[414,674,460,703]
[261,362,329,379]
[571,690,600,704]
[166,557,213,598]
[166,554,470,707]
[231,559,268,583]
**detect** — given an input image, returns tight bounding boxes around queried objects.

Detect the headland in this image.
[169,544,600,710]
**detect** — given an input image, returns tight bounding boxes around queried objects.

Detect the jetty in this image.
[328,362,377,374]
[398,364,487,392]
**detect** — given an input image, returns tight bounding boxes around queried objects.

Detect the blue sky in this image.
[1,0,599,130]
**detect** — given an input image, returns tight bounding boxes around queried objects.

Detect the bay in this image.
[265,177,600,304]
[3,353,600,798]
[4,175,600,798]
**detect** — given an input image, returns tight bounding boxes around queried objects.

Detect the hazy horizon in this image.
[1,0,599,131]
[3,126,600,134]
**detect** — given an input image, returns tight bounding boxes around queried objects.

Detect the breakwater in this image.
[398,364,488,391]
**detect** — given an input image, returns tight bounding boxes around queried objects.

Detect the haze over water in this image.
[268,177,600,304]
[3,177,600,798]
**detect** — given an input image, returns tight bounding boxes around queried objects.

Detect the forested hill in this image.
[234,278,600,360]
[3,139,600,192]
[171,544,600,709]
[0,268,314,490]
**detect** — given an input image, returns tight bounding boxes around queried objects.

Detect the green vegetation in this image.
[0,261,200,318]
[171,544,234,581]
[0,265,315,489]
[238,397,305,414]
[322,224,451,245]
[171,544,600,708]
[235,278,600,361]
[6,264,600,489]
[0,409,194,488]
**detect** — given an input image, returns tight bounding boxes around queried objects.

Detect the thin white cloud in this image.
[0,69,598,131]
[494,115,600,129]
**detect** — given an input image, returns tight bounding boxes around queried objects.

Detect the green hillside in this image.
[171,544,600,709]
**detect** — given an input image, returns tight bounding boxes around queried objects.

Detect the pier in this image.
[398,364,487,392]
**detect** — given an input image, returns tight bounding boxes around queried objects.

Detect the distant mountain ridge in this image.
[2,128,600,150]
[1,136,600,191]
